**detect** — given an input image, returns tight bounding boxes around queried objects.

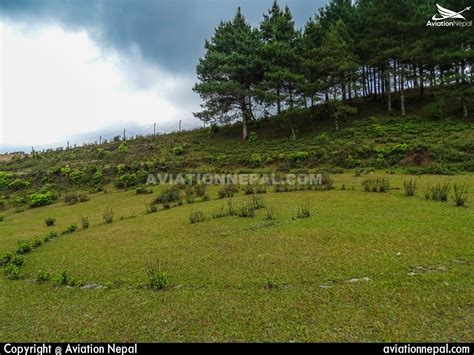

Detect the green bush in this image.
[425,183,450,202]
[8,178,29,191]
[154,186,181,204]
[0,252,14,266]
[43,232,58,242]
[146,203,158,214]
[116,173,138,188]
[146,267,169,290]
[53,270,69,286]
[172,145,184,155]
[218,184,239,199]
[36,270,51,283]
[32,239,42,248]
[64,191,89,205]
[16,240,32,255]
[117,142,128,153]
[29,191,56,208]
[4,264,22,280]
[249,153,262,168]
[8,254,24,267]
[61,224,78,235]
[0,214,4,222]
[45,217,56,226]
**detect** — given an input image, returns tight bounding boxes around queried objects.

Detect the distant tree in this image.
[257,1,304,114]
[193,8,263,140]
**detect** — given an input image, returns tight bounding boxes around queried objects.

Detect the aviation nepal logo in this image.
[426,3,472,27]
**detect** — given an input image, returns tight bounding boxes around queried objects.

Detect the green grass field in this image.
[1,172,472,342]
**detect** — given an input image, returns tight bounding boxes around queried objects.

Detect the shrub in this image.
[4,264,22,280]
[16,240,32,255]
[0,252,14,266]
[8,178,28,191]
[189,209,205,224]
[296,203,311,219]
[248,195,265,210]
[103,208,114,224]
[8,254,24,267]
[43,232,58,242]
[0,214,4,222]
[172,145,184,155]
[61,224,78,235]
[116,173,138,189]
[64,191,89,205]
[36,270,51,283]
[452,183,468,207]
[29,191,56,208]
[243,185,254,195]
[45,217,56,227]
[146,266,169,290]
[237,205,255,218]
[53,270,69,286]
[218,184,239,199]
[154,186,181,205]
[117,142,128,153]
[146,203,158,214]
[249,153,262,167]
[32,239,42,248]
[248,131,257,142]
[403,179,417,197]
[264,208,275,221]
[136,186,152,195]
[256,184,267,194]
[194,183,207,197]
[81,216,90,230]
[362,178,390,193]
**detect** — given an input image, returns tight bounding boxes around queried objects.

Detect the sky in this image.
[0,0,328,153]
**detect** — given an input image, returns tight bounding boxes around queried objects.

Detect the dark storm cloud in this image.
[1,0,328,75]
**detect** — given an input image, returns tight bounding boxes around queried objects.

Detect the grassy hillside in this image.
[1,173,473,341]
[1,95,473,342]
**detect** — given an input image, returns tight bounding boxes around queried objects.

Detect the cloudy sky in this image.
[0,0,327,152]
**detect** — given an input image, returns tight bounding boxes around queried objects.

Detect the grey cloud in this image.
[1,0,328,75]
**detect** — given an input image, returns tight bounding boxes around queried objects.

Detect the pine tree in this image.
[193,8,263,140]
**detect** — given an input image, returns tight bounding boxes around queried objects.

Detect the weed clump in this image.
[146,266,169,291]
[452,183,468,207]
[295,203,311,219]
[425,182,450,202]
[189,209,205,224]
[103,208,114,224]
[403,179,417,197]
[362,178,390,193]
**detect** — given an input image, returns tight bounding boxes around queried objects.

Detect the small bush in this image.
[295,203,311,219]
[0,214,4,222]
[61,224,78,235]
[36,270,51,283]
[4,264,22,280]
[32,239,42,248]
[146,266,169,290]
[64,191,89,205]
[146,203,158,214]
[16,240,32,255]
[103,208,114,224]
[0,252,14,266]
[43,232,58,242]
[248,195,265,210]
[264,276,282,290]
[218,184,239,199]
[53,270,69,286]
[194,183,207,197]
[189,209,205,224]
[256,184,267,194]
[117,142,128,153]
[172,145,184,155]
[45,217,56,227]
[237,204,255,218]
[362,178,390,193]
[403,179,417,197]
[136,186,152,195]
[452,183,468,207]
[243,185,254,195]
[154,186,181,205]
[81,216,90,230]
[264,208,276,221]
[8,254,24,267]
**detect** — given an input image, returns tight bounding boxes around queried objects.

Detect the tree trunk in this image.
[276,87,281,114]
[400,73,406,117]
[419,65,424,100]
[386,67,392,113]
[462,96,468,119]
[242,113,248,140]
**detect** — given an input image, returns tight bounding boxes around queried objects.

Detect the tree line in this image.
[193,0,473,139]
